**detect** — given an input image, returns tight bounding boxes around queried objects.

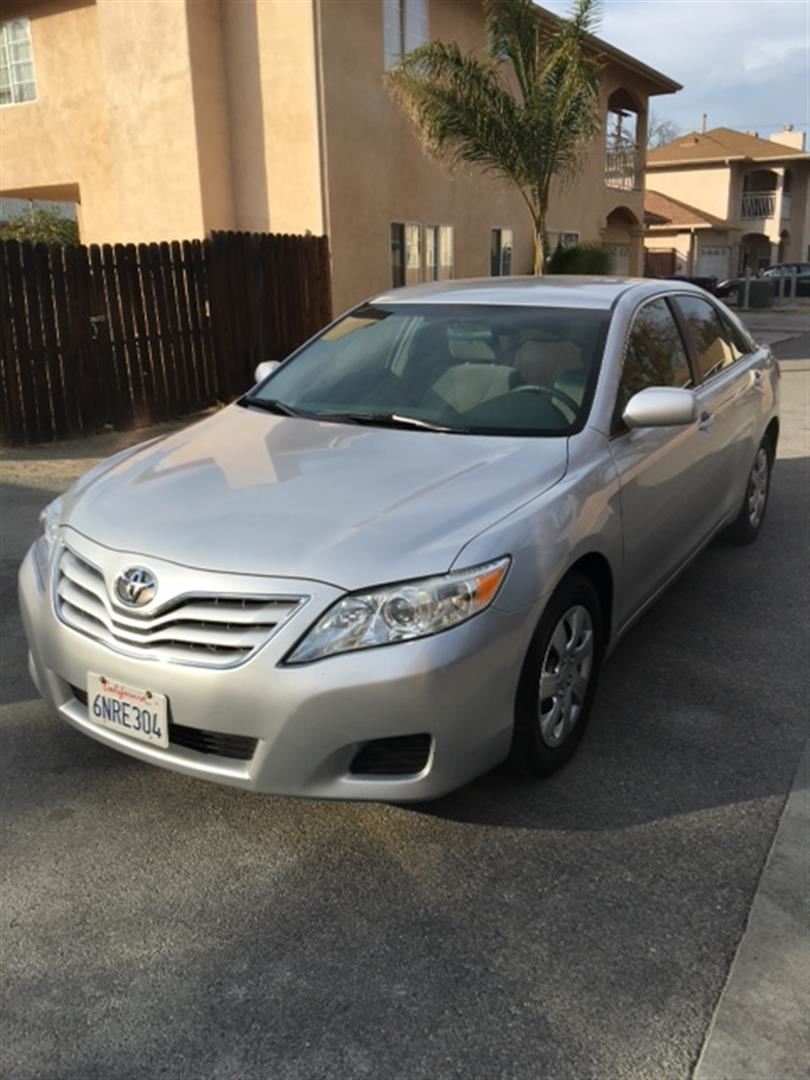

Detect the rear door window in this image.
[674,295,743,380]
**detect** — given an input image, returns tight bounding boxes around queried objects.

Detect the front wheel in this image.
[724,438,774,545]
[508,574,604,777]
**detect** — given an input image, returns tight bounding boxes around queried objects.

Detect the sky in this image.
[540,0,809,140]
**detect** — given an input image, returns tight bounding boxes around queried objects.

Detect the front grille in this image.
[56,547,303,668]
[350,734,432,776]
[70,686,257,761]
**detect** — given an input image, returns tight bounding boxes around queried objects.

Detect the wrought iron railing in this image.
[741,192,776,218]
[605,146,641,191]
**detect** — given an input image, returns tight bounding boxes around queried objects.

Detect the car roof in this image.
[371,275,705,310]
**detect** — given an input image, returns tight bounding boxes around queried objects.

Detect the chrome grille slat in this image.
[55,547,303,668]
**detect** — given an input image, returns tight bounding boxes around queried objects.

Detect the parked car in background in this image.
[20,278,780,802]
[664,274,720,295]
[716,262,810,301]
[762,263,810,297]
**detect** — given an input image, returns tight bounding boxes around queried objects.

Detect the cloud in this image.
[538,0,809,134]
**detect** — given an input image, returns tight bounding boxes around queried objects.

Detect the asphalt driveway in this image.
[1,338,807,1080]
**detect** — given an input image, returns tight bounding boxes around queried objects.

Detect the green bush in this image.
[547,242,611,275]
[1,204,79,245]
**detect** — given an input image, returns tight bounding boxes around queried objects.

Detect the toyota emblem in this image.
[115,566,158,607]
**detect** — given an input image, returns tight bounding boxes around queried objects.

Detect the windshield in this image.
[246,303,610,436]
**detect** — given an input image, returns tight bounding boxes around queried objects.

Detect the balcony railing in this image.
[605,145,641,191]
[741,192,776,219]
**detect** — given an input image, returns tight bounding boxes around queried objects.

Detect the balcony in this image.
[605,145,641,191]
[741,192,776,219]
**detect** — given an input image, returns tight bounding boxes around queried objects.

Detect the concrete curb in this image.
[693,741,810,1079]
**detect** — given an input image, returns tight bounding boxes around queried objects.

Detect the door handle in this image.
[698,410,716,431]
[749,369,765,394]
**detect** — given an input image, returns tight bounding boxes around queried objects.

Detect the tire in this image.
[724,436,774,545]
[508,573,604,777]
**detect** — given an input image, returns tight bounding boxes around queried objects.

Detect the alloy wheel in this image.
[747,447,769,527]
[538,604,594,748]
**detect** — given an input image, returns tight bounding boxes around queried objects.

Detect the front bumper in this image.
[19,535,540,801]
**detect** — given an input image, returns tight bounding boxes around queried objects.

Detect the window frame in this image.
[0,17,37,107]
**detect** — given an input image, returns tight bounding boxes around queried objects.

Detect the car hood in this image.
[63,405,568,589]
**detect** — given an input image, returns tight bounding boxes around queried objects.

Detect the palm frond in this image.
[387,0,607,264]
[387,42,527,188]
[483,0,539,104]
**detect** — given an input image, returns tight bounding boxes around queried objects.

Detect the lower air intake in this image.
[349,734,432,776]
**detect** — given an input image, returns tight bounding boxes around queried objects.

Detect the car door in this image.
[609,296,717,623]
[671,294,762,523]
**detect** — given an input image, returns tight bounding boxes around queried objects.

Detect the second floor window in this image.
[491,228,513,276]
[383,0,429,71]
[0,18,36,106]
[391,222,422,287]
[425,225,454,280]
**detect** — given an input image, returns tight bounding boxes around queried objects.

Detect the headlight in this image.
[287,557,510,663]
[33,495,64,584]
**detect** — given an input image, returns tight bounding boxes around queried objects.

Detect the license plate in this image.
[87,673,169,749]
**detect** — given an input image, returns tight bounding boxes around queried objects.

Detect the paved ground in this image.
[695,744,809,1080]
[1,338,808,1080]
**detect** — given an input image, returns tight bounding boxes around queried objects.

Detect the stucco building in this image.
[644,126,810,280]
[1,0,679,311]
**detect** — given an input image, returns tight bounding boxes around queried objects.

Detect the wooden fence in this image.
[0,231,331,445]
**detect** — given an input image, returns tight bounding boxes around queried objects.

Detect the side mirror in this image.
[254,360,280,384]
[623,387,697,429]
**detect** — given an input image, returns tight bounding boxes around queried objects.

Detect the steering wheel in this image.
[511,384,581,422]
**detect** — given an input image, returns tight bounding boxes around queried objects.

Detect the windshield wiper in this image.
[317,412,469,434]
[239,399,468,433]
[238,396,314,419]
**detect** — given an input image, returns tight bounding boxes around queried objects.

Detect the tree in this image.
[387,0,601,274]
[1,203,79,245]
[647,113,681,150]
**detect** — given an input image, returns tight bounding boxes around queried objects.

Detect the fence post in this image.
[742,268,751,309]
[777,266,785,307]
[790,266,798,303]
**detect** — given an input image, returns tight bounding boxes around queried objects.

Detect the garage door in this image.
[698,246,730,280]
[605,244,630,276]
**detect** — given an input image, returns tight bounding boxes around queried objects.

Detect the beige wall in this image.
[223,0,323,236]
[318,0,532,312]
[647,164,732,220]
[186,0,236,232]
[93,0,212,241]
[0,0,121,237]
[0,0,236,242]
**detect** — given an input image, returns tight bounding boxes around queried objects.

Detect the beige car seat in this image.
[513,338,582,389]
[432,362,517,413]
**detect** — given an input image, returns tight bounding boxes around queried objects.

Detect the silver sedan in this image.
[19,277,779,801]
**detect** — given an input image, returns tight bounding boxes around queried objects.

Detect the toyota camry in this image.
[19,277,779,801]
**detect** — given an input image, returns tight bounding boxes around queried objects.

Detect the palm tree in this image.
[387,0,602,274]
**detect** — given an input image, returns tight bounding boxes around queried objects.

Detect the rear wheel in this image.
[509,574,604,777]
[725,438,773,545]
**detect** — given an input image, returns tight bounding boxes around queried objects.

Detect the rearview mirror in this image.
[254,360,280,384]
[622,387,697,429]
